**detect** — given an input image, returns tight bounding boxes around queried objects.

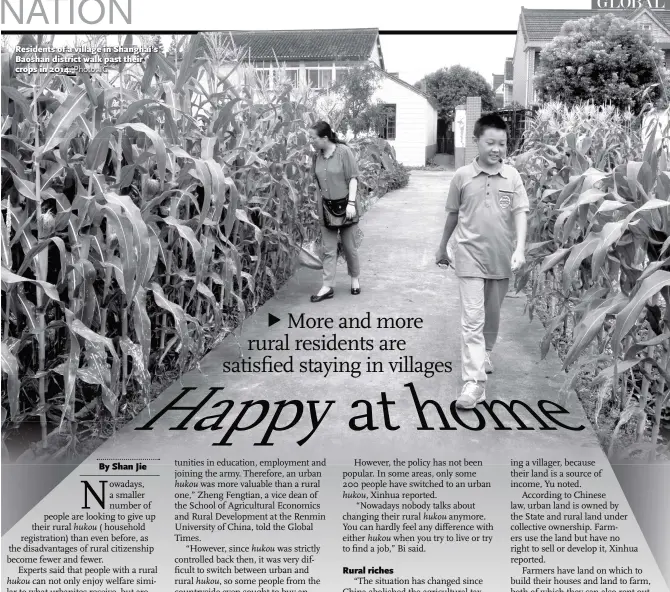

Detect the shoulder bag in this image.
[312,152,360,229]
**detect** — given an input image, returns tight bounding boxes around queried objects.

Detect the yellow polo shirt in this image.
[445,158,529,279]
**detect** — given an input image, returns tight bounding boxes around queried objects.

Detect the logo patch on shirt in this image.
[498,190,513,209]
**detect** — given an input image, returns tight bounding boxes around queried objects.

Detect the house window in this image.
[379,105,396,141]
[272,61,300,87]
[664,49,670,68]
[243,68,256,87]
[250,60,274,89]
[334,61,353,79]
[641,23,651,30]
[306,63,334,90]
[285,70,299,86]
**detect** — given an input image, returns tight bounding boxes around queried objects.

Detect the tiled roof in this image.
[654,11,670,29]
[520,8,647,42]
[224,29,379,61]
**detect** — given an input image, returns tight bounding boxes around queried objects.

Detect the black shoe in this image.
[351,287,361,295]
[310,288,334,302]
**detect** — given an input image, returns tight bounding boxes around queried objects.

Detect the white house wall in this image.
[512,28,528,106]
[372,77,434,167]
[369,44,381,66]
[424,101,438,161]
[526,48,538,105]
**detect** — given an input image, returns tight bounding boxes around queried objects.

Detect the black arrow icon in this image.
[268,313,280,327]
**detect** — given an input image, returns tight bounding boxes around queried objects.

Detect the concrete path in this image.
[186,167,591,453]
[431,153,454,169]
[3,170,669,589]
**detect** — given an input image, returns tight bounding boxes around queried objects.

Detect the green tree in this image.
[415,65,496,120]
[535,13,667,112]
[330,63,390,137]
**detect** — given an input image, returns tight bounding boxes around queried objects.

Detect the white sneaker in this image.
[456,382,486,409]
[485,351,493,374]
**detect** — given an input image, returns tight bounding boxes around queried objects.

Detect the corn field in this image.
[0,34,408,460]
[515,101,670,462]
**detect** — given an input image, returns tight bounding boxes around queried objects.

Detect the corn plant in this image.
[0,33,406,461]
[515,101,670,461]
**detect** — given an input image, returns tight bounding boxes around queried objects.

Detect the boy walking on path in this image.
[435,114,529,410]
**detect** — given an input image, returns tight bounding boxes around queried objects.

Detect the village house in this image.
[503,57,514,107]
[491,58,514,109]
[492,74,504,108]
[223,29,439,166]
[511,7,670,107]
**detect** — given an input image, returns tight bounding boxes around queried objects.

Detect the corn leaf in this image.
[591,221,627,279]
[117,122,167,188]
[119,336,151,402]
[235,209,262,245]
[150,282,190,369]
[189,159,212,225]
[213,98,243,134]
[624,331,670,361]
[553,206,575,242]
[162,81,180,121]
[540,310,569,360]
[42,162,64,190]
[1,86,33,122]
[100,204,135,296]
[201,136,217,160]
[1,341,20,421]
[223,178,241,237]
[76,341,118,417]
[15,287,38,331]
[624,199,670,225]
[562,233,601,291]
[18,237,68,287]
[62,318,80,423]
[132,287,152,367]
[576,188,607,207]
[1,151,26,178]
[660,236,670,258]
[9,173,36,201]
[163,216,204,276]
[117,98,157,125]
[206,160,228,224]
[563,293,628,369]
[638,257,670,283]
[104,191,152,300]
[593,357,653,387]
[140,53,159,94]
[1,266,61,302]
[613,271,670,345]
[176,34,201,91]
[41,89,89,154]
[1,215,12,269]
[556,175,584,209]
[85,126,117,171]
